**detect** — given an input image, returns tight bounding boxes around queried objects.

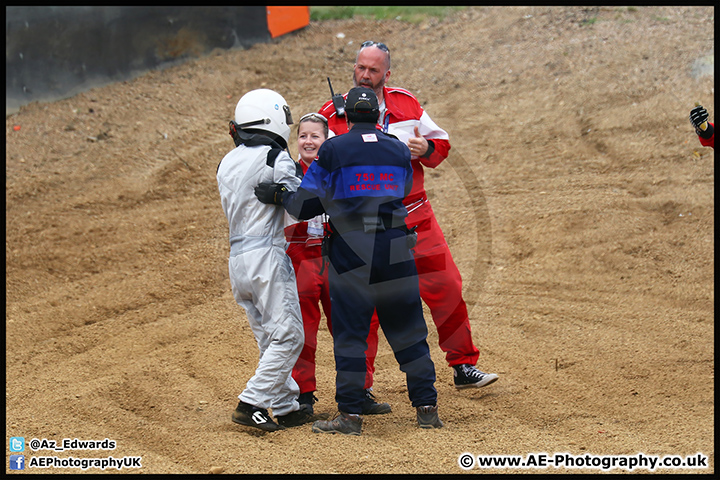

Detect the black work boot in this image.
[297,391,318,414]
[361,388,392,415]
[275,405,317,428]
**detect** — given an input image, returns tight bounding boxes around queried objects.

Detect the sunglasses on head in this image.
[299,112,328,124]
[361,41,389,53]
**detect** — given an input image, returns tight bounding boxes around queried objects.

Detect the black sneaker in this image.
[453,364,499,389]
[361,388,392,415]
[231,401,284,432]
[312,411,363,436]
[417,405,444,429]
[298,391,318,414]
[276,405,317,428]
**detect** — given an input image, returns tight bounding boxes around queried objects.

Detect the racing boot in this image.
[232,401,284,432]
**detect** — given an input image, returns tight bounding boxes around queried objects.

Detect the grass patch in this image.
[310,6,467,24]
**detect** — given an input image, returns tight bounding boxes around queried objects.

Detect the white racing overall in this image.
[217,142,303,417]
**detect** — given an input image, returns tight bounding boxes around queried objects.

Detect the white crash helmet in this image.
[234,88,293,144]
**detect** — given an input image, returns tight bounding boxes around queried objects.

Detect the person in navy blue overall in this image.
[255,87,443,434]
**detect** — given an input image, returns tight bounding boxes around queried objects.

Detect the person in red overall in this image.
[319,42,499,404]
[689,105,714,149]
[285,112,391,415]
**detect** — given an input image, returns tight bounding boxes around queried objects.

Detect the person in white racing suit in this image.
[216,88,315,432]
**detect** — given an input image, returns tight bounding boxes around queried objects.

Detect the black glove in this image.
[689,105,709,130]
[254,182,288,205]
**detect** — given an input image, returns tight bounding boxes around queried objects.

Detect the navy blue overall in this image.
[283,123,438,414]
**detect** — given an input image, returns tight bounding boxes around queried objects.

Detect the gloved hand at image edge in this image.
[690,105,714,139]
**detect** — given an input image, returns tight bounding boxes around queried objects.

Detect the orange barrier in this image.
[266,6,310,38]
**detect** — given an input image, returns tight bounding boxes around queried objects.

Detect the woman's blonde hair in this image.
[297,112,329,139]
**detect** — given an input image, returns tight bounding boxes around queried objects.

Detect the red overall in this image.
[285,160,334,394]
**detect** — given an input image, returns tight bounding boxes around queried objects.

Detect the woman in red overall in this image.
[285,113,390,415]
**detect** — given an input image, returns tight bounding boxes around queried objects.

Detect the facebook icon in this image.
[10,455,25,470]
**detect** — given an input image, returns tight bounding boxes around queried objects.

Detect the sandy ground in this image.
[5,6,714,474]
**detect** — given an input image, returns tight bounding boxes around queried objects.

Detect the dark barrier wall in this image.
[6,6,272,113]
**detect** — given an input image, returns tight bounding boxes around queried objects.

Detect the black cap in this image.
[345,87,379,113]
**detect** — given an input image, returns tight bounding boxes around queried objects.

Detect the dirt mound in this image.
[6,6,714,474]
